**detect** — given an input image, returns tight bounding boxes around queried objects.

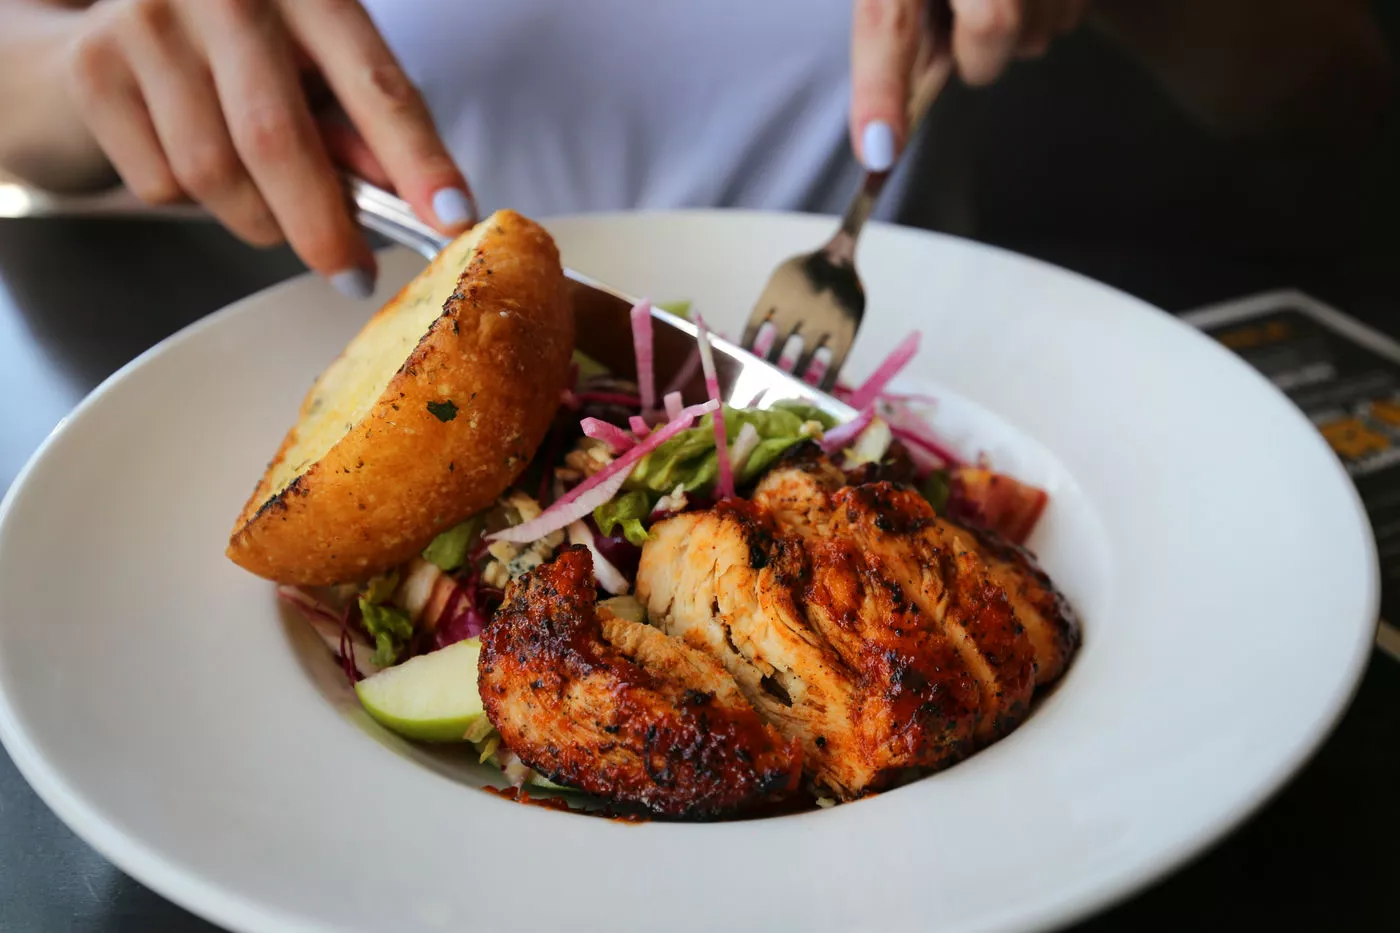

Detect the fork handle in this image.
[826,52,953,265]
[827,172,885,264]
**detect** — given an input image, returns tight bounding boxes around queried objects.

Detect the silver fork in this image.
[344,174,858,426]
[741,55,952,391]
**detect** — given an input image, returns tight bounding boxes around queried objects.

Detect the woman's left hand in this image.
[850,0,1089,171]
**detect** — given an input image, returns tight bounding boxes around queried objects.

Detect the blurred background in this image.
[1,1,1398,930]
[893,7,1400,316]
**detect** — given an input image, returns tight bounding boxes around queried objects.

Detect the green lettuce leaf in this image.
[739,437,802,483]
[594,490,654,546]
[623,406,807,495]
[572,348,610,380]
[920,470,951,514]
[656,300,691,319]
[624,418,721,494]
[770,400,838,430]
[421,513,485,572]
[726,405,804,439]
[359,569,399,605]
[359,599,414,667]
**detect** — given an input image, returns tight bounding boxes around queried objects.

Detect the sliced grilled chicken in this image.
[797,516,984,778]
[758,456,1074,685]
[492,451,1077,813]
[757,460,1037,740]
[479,546,802,818]
[638,503,873,796]
[641,495,997,797]
[827,483,1037,741]
[945,524,1080,684]
[748,447,844,536]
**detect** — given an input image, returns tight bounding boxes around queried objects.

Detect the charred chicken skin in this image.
[479,546,803,818]
[483,451,1078,814]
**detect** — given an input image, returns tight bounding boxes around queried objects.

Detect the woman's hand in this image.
[850,0,1089,170]
[63,0,473,297]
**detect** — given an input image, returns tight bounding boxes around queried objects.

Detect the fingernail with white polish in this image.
[330,268,375,300]
[861,121,897,172]
[431,187,475,227]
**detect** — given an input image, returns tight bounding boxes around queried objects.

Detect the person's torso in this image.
[362,0,861,218]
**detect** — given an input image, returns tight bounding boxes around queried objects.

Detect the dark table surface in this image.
[0,214,1396,932]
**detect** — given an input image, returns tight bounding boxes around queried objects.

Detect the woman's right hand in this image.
[849,0,1089,172]
[63,0,474,298]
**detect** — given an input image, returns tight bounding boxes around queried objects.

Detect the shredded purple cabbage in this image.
[433,572,492,649]
[584,516,641,583]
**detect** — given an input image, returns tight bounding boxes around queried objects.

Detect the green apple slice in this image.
[355,637,486,742]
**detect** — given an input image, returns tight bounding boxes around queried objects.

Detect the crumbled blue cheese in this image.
[482,493,567,588]
[654,484,688,515]
[565,437,614,478]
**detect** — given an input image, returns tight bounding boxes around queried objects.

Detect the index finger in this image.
[186,1,374,286]
[280,0,477,232]
[950,0,1023,85]
[850,0,925,172]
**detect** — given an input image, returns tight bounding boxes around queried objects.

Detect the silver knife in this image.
[346,175,856,424]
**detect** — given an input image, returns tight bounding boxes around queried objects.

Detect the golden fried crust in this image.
[227,210,574,585]
[480,547,803,819]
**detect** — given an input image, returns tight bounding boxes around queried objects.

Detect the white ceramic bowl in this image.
[0,212,1377,933]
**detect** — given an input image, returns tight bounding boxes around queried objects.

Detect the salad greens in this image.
[359,599,415,667]
[655,299,691,319]
[360,569,399,605]
[590,405,820,537]
[594,490,652,546]
[421,514,486,572]
[572,348,610,380]
[624,406,810,495]
[919,470,951,514]
[770,399,839,431]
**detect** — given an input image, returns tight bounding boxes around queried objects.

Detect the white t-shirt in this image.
[361,0,867,219]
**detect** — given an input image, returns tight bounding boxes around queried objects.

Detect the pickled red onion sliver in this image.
[819,407,875,454]
[663,391,684,421]
[693,314,734,499]
[630,299,656,415]
[486,400,720,544]
[730,422,761,474]
[567,520,631,595]
[581,417,635,454]
[846,332,921,410]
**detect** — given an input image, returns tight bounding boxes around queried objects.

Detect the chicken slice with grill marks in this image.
[637,503,871,796]
[949,525,1080,685]
[753,462,1034,743]
[825,483,1038,741]
[639,496,986,797]
[755,454,1077,687]
[479,546,802,818]
[747,446,844,536]
[798,528,984,776]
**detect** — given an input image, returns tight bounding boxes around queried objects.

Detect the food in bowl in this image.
[228,212,1078,819]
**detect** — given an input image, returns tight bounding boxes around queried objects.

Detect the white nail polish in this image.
[330,268,374,300]
[431,187,475,227]
[861,121,897,172]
